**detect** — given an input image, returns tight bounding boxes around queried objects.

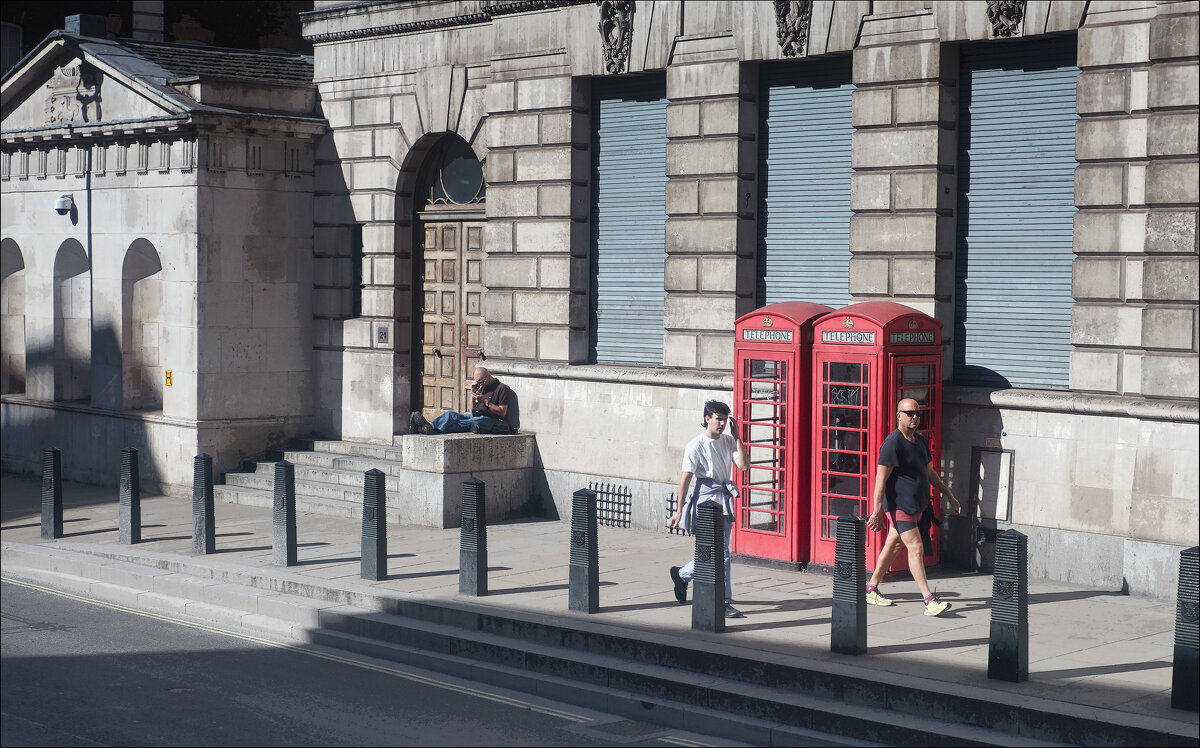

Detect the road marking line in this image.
[1,575,587,722]
[657,736,714,747]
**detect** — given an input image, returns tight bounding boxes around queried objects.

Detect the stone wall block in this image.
[487,185,538,218]
[663,294,736,332]
[700,99,741,136]
[1147,112,1199,157]
[849,257,891,296]
[512,291,569,324]
[487,151,515,183]
[1148,62,1199,109]
[852,88,894,127]
[352,97,391,127]
[1076,117,1149,161]
[662,332,698,368]
[320,99,351,129]
[359,288,394,318]
[891,256,936,296]
[665,256,699,292]
[666,103,701,138]
[667,62,741,100]
[1146,160,1200,205]
[666,217,738,254]
[1145,210,1197,254]
[1149,13,1200,61]
[515,147,573,181]
[489,114,540,147]
[666,179,700,216]
[484,325,537,359]
[894,83,940,125]
[486,221,514,253]
[1071,304,1143,347]
[1077,70,1130,115]
[372,256,394,286]
[1075,163,1127,207]
[699,256,737,293]
[697,333,733,371]
[1141,258,1199,301]
[515,220,571,253]
[1070,349,1120,392]
[517,76,573,110]
[482,291,513,323]
[538,111,575,145]
[667,139,740,177]
[1075,211,1148,254]
[853,42,939,85]
[851,172,891,211]
[1072,257,1123,300]
[892,170,943,211]
[333,129,374,159]
[699,178,739,214]
[486,80,516,114]
[539,256,571,289]
[1141,306,1196,349]
[538,184,572,217]
[350,160,400,192]
[485,257,538,289]
[537,327,571,361]
[851,127,940,169]
[1139,352,1200,398]
[1079,23,1151,68]
[849,214,938,254]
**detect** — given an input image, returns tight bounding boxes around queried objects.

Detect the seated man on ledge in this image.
[410,366,520,435]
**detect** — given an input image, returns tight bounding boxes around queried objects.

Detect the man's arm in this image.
[474,388,509,418]
[866,464,893,531]
[728,417,749,471]
[667,471,694,528]
[927,463,961,514]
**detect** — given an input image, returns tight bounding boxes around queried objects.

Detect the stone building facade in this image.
[3,1,1197,598]
[298,0,1198,597]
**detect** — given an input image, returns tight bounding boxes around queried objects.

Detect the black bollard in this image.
[988,528,1029,682]
[568,488,599,613]
[1172,546,1199,711]
[118,447,141,544]
[361,469,387,581]
[40,447,63,539]
[831,515,866,655]
[191,453,215,554]
[272,461,298,566]
[459,477,487,596]
[691,502,725,633]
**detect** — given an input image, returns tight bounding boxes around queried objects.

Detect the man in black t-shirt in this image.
[864,398,961,616]
[410,366,520,435]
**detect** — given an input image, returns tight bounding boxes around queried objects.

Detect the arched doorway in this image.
[410,134,486,421]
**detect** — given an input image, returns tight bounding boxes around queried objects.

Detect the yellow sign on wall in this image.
[165,370,173,387]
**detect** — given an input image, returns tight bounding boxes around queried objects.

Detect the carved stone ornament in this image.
[774,0,813,58]
[570,529,586,547]
[598,0,634,74]
[994,579,1015,600]
[697,544,712,563]
[834,560,854,580]
[45,62,103,125]
[986,0,1026,38]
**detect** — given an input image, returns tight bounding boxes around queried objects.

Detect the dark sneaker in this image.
[669,566,687,604]
[724,605,745,619]
[410,412,436,435]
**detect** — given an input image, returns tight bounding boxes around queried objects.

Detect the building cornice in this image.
[302,0,592,43]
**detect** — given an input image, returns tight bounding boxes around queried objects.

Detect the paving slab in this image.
[1,471,1197,734]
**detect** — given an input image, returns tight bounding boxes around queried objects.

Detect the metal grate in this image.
[589,481,631,528]
[665,491,686,536]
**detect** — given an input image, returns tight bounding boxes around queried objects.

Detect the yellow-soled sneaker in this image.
[865,587,893,606]
[923,597,950,617]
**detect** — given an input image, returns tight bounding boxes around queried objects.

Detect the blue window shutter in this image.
[591,76,668,365]
[758,57,854,307]
[955,39,1079,389]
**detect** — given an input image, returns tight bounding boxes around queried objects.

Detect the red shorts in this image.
[887,509,922,532]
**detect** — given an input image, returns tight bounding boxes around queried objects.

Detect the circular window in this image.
[423,138,485,208]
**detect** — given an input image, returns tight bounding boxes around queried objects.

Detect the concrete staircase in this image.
[215,435,538,528]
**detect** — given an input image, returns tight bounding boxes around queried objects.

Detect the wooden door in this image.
[418,220,485,419]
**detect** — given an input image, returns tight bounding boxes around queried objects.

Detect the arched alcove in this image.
[53,239,91,402]
[122,239,164,410]
[1,238,26,394]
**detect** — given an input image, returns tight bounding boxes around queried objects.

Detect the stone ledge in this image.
[395,432,536,473]
[945,385,1198,423]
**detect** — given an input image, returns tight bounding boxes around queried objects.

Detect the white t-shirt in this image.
[680,432,738,526]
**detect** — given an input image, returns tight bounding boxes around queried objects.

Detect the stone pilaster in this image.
[849,27,957,329]
[483,74,587,363]
[663,59,756,371]
[1072,6,1199,398]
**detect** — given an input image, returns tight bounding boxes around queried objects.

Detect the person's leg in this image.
[898,527,933,599]
[722,516,733,604]
[678,558,695,582]
[431,412,472,433]
[868,524,902,588]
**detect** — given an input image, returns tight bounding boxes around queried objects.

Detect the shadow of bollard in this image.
[41,447,63,539]
[272,460,298,567]
[569,488,599,613]
[460,477,487,596]
[361,469,387,581]
[192,453,215,554]
[831,514,866,655]
[692,503,725,633]
[1173,545,1199,712]
[119,447,141,544]
[988,528,1028,682]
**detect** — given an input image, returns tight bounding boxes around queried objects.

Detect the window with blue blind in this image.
[757,57,854,307]
[955,38,1078,389]
[590,76,668,365]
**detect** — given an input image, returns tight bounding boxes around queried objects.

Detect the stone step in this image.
[305,439,407,463]
[214,483,403,523]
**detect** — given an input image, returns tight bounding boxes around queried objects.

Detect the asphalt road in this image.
[1,580,736,747]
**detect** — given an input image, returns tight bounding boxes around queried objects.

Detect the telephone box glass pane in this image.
[739,357,788,535]
[818,361,870,540]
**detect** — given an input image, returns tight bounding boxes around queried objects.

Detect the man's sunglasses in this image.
[899,410,921,417]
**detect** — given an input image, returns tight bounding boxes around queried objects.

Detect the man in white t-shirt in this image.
[666,400,749,618]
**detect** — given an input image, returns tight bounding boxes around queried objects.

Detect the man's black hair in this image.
[702,400,731,426]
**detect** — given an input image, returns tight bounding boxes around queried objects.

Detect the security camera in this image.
[54,194,74,215]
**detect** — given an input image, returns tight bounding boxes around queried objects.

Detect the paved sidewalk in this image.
[2,471,1196,732]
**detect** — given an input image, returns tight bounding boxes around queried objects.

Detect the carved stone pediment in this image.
[986,0,1026,38]
[598,0,634,74]
[774,0,813,58]
[44,61,104,125]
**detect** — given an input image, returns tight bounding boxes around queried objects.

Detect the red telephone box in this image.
[809,302,944,572]
[732,302,832,565]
